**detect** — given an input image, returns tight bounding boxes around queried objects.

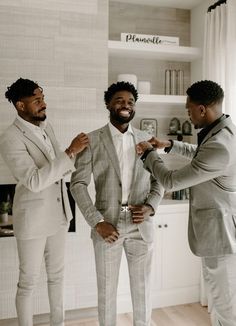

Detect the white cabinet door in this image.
[152,202,201,308]
[161,212,200,289]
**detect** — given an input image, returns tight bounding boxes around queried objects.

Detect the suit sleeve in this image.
[70,145,104,228]
[144,137,230,191]
[170,140,198,159]
[144,174,164,213]
[0,132,75,193]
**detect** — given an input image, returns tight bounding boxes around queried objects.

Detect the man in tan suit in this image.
[70,81,164,326]
[137,80,236,326]
[0,78,89,326]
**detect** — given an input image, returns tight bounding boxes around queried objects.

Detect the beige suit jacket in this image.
[0,118,74,240]
[144,115,236,256]
[70,124,164,243]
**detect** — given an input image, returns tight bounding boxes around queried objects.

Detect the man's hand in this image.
[148,137,172,150]
[136,141,153,156]
[66,133,89,158]
[95,221,119,243]
[129,204,154,224]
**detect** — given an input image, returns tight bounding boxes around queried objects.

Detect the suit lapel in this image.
[100,125,121,180]
[130,129,144,189]
[14,118,52,161]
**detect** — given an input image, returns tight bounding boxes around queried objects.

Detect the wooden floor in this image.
[0,303,211,326]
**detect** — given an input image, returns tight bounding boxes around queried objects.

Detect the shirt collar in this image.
[197,114,226,146]
[16,115,47,132]
[108,122,134,137]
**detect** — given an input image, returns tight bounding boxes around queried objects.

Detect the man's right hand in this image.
[148,137,172,149]
[66,132,89,158]
[95,221,119,243]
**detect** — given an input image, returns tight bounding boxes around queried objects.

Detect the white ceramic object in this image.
[117,74,137,88]
[137,81,151,94]
[0,213,8,224]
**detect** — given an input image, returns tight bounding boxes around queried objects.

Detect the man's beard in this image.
[33,115,46,121]
[33,108,46,121]
[110,109,135,124]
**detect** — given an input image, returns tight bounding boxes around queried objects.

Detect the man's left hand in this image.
[129,204,154,224]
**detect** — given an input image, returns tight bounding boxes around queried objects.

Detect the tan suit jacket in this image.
[70,124,164,243]
[144,115,236,256]
[0,118,74,239]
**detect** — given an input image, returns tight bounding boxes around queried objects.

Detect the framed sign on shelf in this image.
[140,118,158,137]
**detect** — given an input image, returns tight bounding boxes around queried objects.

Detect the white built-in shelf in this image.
[138,94,186,104]
[108,40,201,62]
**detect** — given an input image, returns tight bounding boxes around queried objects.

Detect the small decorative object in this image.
[117,74,137,88]
[121,33,179,46]
[177,70,184,95]
[137,81,151,94]
[182,120,192,135]
[170,69,177,95]
[165,69,171,95]
[169,117,181,135]
[140,119,158,137]
[0,200,11,223]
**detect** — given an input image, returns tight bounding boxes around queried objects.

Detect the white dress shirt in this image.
[109,122,136,204]
[16,115,55,159]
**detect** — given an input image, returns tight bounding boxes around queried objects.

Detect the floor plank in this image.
[0,303,211,326]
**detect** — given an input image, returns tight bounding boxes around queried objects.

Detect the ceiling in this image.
[111,0,206,10]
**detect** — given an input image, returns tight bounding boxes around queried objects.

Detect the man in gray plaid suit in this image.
[70,82,164,326]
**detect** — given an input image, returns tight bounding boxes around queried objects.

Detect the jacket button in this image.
[55,181,59,185]
[57,198,61,202]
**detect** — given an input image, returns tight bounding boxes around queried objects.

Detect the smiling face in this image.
[16,87,47,126]
[106,90,136,129]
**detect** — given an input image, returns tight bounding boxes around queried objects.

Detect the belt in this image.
[120,205,130,212]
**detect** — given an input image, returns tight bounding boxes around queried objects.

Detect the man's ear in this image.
[15,101,24,112]
[199,104,207,117]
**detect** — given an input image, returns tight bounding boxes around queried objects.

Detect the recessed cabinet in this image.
[108,40,201,104]
[108,0,200,140]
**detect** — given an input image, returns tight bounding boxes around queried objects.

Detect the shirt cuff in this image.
[164,139,174,153]
[140,148,155,162]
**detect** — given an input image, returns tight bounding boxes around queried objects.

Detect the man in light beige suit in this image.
[70,81,164,326]
[0,78,89,326]
[137,80,236,326]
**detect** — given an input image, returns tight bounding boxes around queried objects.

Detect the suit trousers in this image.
[16,226,67,326]
[202,254,236,326]
[92,209,154,326]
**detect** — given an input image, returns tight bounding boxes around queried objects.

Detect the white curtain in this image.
[201,0,236,307]
[203,0,236,123]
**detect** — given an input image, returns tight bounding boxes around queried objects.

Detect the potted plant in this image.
[0,201,11,223]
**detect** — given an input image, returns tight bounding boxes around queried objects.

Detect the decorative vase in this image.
[0,213,8,224]
[117,74,137,88]
[182,120,192,135]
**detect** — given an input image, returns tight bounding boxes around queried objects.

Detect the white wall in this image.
[0,0,109,184]
[0,0,109,318]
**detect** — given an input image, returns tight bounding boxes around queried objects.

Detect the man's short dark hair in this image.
[5,78,41,106]
[186,80,224,106]
[104,81,138,105]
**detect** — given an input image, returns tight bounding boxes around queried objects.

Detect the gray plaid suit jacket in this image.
[70,124,164,242]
